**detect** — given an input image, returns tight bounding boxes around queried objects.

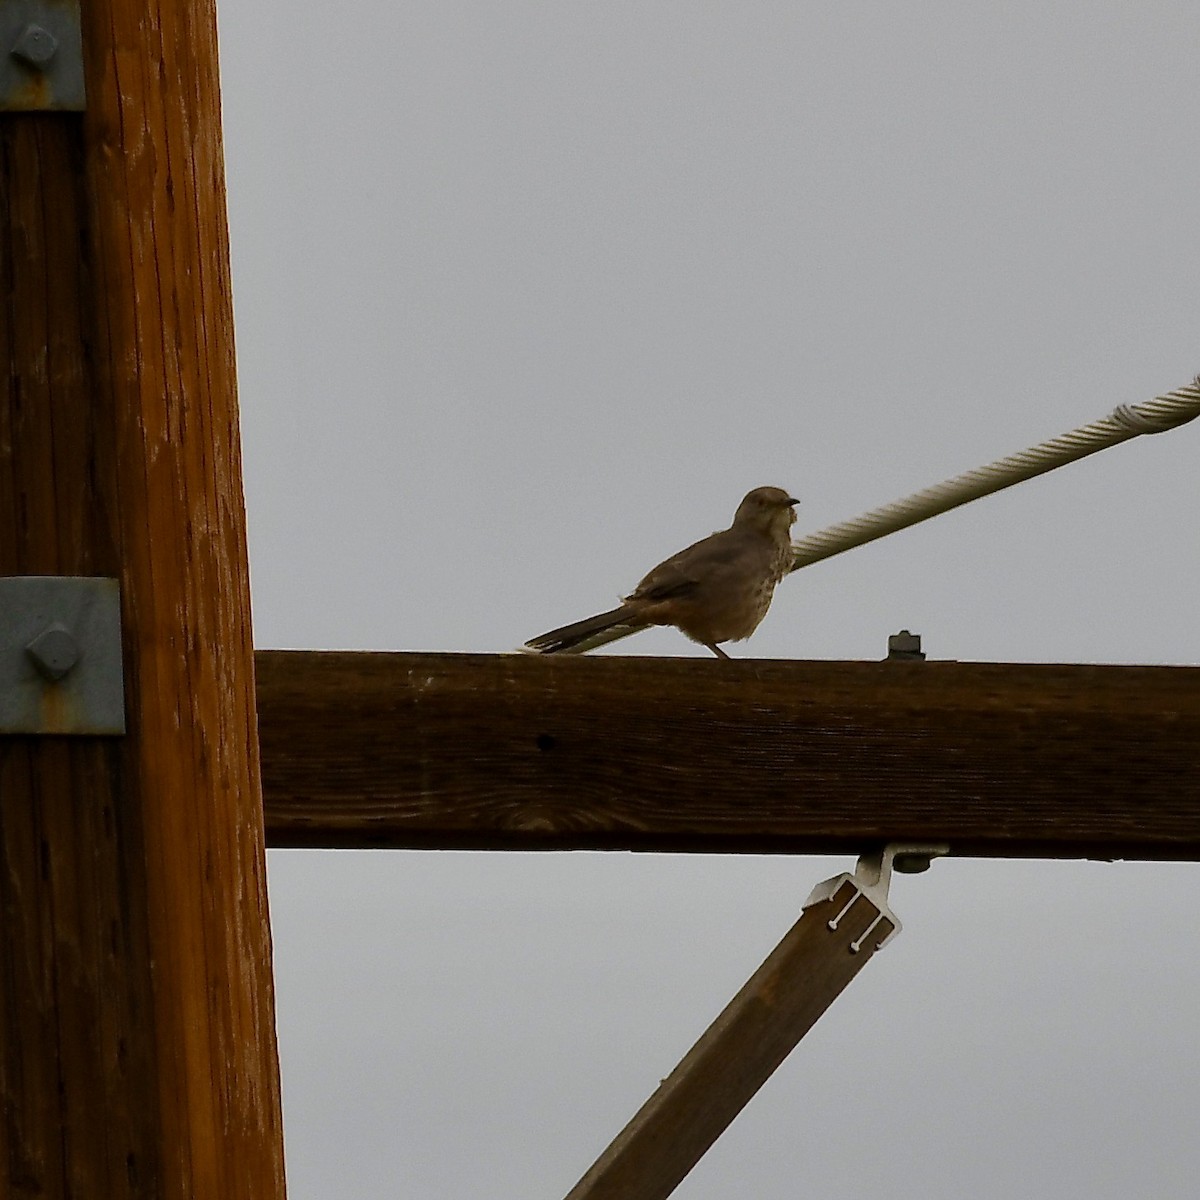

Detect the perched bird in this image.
[525,486,799,658]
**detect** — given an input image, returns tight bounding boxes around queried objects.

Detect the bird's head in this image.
[732,486,799,537]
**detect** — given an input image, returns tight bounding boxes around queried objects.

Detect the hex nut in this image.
[26,625,80,681]
[11,23,59,70]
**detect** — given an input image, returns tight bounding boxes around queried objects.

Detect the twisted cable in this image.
[789,378,1200,571]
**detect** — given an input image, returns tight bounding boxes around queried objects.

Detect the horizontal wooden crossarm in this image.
[256,652,1200,860]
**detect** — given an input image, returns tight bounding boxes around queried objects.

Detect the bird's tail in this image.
[524,605,640,654]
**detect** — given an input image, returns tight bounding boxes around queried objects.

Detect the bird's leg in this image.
[704,643,731,660]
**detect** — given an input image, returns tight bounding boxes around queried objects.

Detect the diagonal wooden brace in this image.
[563,845,947,1200]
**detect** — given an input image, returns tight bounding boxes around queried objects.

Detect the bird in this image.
[525,486,799,658]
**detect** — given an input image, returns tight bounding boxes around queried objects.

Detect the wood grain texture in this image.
[564,878,891,1200]
[0,5,283,1196]
[258,651,1200,859]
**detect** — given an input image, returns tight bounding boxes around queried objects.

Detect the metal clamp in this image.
[0,0,85,111]
[804,843,949,953]
[0,577,125,734]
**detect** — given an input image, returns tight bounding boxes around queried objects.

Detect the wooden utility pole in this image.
[0,2,285,1197]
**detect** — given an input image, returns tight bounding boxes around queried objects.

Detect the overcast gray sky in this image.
[216,3,1199,1197]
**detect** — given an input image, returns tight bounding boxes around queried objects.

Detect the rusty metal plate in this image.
[0,577,125,734]
[0,0,84,111]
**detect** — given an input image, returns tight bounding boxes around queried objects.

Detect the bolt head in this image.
[26,625,80,682]
[886,629,925,660]
[11,23,58,69]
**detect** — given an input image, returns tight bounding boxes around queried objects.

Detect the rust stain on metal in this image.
[8,74,53,109]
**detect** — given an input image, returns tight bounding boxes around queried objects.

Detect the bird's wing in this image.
[627,529,749,601]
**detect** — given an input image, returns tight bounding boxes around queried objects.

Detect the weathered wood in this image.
[0,5,284,1195]
[257,651,1200,859]
[564,877,892,1200]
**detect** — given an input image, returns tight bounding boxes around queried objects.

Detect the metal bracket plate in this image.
[803,843,949,952]
[0,577,125,734]
[0,0,84,111]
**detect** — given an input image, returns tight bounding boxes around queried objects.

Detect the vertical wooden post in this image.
[0,3,285,1197]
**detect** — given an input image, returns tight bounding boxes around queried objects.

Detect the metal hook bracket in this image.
[803,843,949,953]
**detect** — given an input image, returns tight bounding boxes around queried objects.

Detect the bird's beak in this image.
[786,497,800,507]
